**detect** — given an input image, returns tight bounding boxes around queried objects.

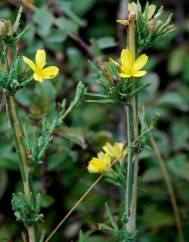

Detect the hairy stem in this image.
[125,14,139,233]
[4,92,36,242]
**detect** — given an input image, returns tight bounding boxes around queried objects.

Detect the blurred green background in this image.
[0,0,189,241]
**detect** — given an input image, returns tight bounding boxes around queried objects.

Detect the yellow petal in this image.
[40,66,59,79]
[87,158,99,173]
[87,153,111,174]
[119,72,131,78]
[121,49,134,71]
[133,54,148,72]
[133,70,147,77]
[23,56,37,71]
[148,4,156,20]
[35,49,46,70]
[33,73,43,82]
[116,19,129,26]
[102,143,112,156]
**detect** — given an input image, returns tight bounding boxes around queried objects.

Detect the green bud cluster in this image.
[0,19,13,39]
[24,82,86,167]
[0,55,33,93]
[85,61,149,104]
[0,8,28,48]
[98,203,137,242]
[11,193,43,226]
[136,1,176,50]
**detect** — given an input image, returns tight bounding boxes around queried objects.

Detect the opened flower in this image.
[102,142,127,160]
[87,142,127,174]
[111,48,148,78]
[87,152,111,174]
[23,49,59,82]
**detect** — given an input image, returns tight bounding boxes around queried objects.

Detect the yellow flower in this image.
[102,142,127,160]
[23,49,59,82]
[111,48,148,78]
[87,152,111,174]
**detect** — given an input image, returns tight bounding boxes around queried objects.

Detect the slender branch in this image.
[150,137,185,242]
[44,151,126,242]
[44,175,103,242]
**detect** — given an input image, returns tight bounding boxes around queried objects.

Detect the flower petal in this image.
[133,54,148,72]
[133,70,147,77]
[121,49,134,71]
[23,56,37,71]
[119,72,131,78]
[40,66,59,79]
[33,73,43,82]
[116,19,129,26]
[35,49,46,70]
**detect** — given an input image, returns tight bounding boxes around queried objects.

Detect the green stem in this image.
[4,92,36,242]
[125,14,139,233]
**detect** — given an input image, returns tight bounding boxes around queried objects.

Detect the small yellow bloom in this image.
[102,142,127,160]
[87,152,111,174]
[111,49,148,78]
[23,49,59,82]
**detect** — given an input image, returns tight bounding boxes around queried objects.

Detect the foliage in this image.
[0,0,188,242]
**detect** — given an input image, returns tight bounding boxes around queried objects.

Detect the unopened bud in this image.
[0,19,12,39]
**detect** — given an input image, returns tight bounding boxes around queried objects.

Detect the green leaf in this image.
[167,46,187,75]
[167,155,189,181]
[34,81,57,115]
[171,119,189,150]
[46,28,67,44]
[141,205,174,228]
[40,194,55,208]
[73,0,96,15]
[56,1,86,27]
[60,126,87,149]
[96,37,117,49]
[105,203,118,230]
[55,17,78,34]
[157,92,185,107]
[33,7,55,36]
[142,167,163,182]
[182,55,189,82]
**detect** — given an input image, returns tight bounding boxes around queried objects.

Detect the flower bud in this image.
[0,19,12,39]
